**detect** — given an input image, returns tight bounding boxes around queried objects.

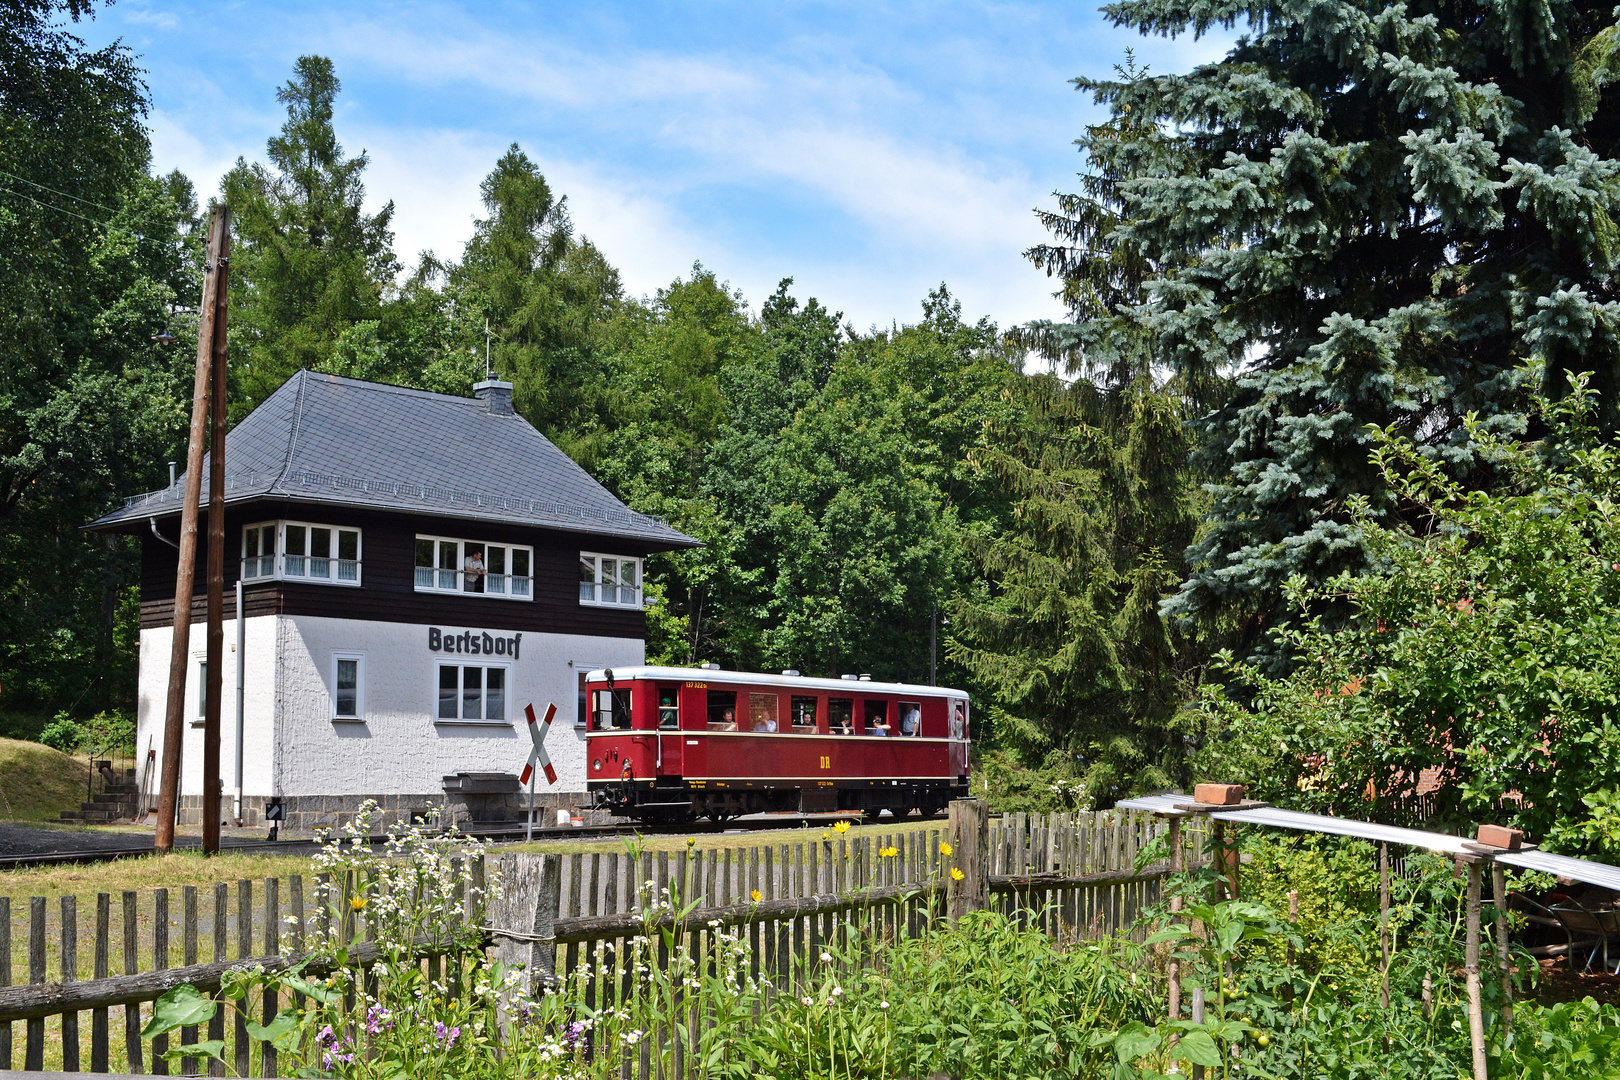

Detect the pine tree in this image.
[1068,1,1620,650]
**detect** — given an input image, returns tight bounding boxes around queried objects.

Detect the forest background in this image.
[10,0,1620,828]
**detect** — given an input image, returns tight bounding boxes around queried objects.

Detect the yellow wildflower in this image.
[686,836,696,848]
[939,841,953,857]
[349,895,368,912]
[880,846,898,858]
[950,867,965,881]
[750,889,763,903]
[832,819,852,834]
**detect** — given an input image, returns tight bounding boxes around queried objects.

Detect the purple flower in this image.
[565,1019,588,1048]
[433,1020,461,1050]
[364,1005,393,1035]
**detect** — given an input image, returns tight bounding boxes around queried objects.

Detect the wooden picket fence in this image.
[0,807,1189,1076]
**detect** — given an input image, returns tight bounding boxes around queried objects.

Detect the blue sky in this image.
[78,1,1229,332]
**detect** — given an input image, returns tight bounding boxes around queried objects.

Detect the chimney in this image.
[473,379,514,415]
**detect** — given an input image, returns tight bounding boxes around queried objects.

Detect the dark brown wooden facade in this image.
[135,501,654,637]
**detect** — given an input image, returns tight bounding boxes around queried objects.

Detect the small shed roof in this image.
[1115,793,1195,817]
[1496,849,1620,893]
[88,371,699,549]
[1209,806,1474,856]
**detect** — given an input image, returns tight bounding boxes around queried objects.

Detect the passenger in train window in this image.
[864,700,889,736]
[752,715,777,732]
[829,699,854,734]
[899,702,921,736]
[950,701,966,739]
[719,707,736,730]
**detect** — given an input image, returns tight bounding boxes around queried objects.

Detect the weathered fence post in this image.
[946,798,988,924]
[489,853,563,1000]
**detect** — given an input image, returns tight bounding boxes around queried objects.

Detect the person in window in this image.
[900,705,921,736]
[464,545,486,592]
[868,715,890,737]
[719,707,737,731]
[752,714,777,733]
[951,702,965,739]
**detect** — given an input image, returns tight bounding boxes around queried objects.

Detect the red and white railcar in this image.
[584,666,970,822]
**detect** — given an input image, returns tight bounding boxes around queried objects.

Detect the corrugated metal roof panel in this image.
[1208,807,1473,855]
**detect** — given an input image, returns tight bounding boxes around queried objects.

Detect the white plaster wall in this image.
[276,615,642,798]
[136,616,278,800]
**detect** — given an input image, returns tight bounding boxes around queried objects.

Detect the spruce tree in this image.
[1063,1,1620,648]
[223,56,399,407]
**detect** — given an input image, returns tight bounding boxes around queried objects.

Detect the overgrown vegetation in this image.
[126,812,1620,1079]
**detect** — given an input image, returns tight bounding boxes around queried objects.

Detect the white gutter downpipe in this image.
[233,578,246,827]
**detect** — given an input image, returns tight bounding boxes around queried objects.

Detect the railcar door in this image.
[656,684,682,775]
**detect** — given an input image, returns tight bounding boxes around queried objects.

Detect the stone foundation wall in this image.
[178,791,593,834]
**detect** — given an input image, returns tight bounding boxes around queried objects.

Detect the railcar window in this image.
[951,700,968,739]
[864,700,890,737]
[594,688,632,730]
[749,692,779,732]
[657,687,679,729]
[829,698,853,734]
[707,690,738,730]
[898,701,922,737]
[790,696,817,732]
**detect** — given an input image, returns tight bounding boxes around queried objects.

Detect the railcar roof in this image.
[584,666,968,699]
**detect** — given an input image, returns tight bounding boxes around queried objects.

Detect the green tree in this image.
[1069,1,1620,654]
[950,375,1201,805]
[447,145,624,428]
[1199,373,1620,850]
[223,55,401,407]
[0,1,198,714]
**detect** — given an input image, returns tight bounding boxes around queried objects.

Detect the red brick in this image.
[1194,783,1245,806]
[1476,824,1522,851]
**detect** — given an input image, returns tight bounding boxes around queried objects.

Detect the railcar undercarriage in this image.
[590,777,968,824]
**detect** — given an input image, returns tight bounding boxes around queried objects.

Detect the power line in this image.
[0,183,109,227]
[0,166,118,215]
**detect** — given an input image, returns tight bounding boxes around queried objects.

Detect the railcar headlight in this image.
[593,759,602,772]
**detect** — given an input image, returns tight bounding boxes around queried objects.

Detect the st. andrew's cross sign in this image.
[521,701,558,841]
[521,702,558,786]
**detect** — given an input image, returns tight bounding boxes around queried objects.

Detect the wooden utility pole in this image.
[155,205,230,854]
[202,209,231,855]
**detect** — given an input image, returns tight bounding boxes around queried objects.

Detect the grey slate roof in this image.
[90,370,699,549]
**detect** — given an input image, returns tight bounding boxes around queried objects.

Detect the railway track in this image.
[0,810,887,871]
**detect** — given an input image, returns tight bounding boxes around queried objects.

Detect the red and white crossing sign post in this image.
[521,702,558,841]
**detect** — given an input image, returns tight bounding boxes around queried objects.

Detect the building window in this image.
[241,522,361,586]
[332,653,364,721]
[579,553,642,607]
[415,536,532,599]
[437,663,507,723]
[192,660,208,726]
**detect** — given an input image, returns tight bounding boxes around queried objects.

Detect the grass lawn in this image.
[0,737,89,822]
[508,816,947,860]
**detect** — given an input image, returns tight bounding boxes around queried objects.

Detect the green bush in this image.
[37,715,86,753]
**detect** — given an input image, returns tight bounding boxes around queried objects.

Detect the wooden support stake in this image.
[201,205,231,856]
[1493,860,1513,1034]
[1167,816,1183,1037]
[157,204,229,853]
[1465,860,1487,1080]
[1380,843,1390,1009]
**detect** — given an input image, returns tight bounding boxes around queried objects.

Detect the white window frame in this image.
[191,657,208,728]
[578,552,644,608]
[331,652,365,723]
[434,660,513,725]
[240,521,362,587]
[414,534,534,601]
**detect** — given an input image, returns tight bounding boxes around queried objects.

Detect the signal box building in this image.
[89,371,698,832]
